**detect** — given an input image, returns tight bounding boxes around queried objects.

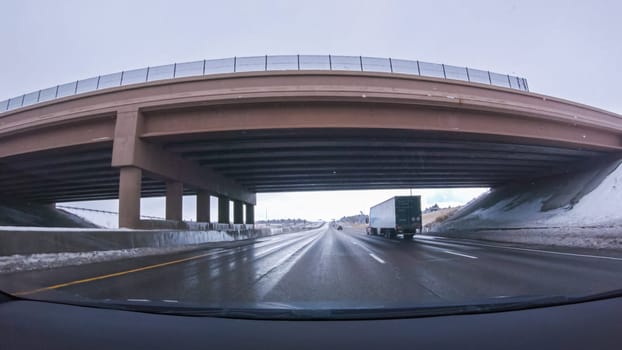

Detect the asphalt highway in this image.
[2,224,622,308]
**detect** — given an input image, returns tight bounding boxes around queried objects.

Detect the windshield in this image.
[1,1,621,319]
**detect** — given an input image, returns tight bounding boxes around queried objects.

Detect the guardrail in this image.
[0,55,529,113]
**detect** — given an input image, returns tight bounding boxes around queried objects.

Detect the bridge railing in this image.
[0,55,529,113]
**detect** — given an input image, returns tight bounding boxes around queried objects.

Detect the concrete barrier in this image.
[0,221,325,256]
[0,227,266,256]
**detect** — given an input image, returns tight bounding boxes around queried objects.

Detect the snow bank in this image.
[0,246,215,273]
[546,162,622,226]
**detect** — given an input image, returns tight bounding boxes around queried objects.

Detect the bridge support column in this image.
[245,204,255,225]
[233,201,244,224]
[196,191,210,223]
[165,181,183,221]
[118,167,142,229]
[218,196,230,224]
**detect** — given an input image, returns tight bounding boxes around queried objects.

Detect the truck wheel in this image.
[404,234,414,240]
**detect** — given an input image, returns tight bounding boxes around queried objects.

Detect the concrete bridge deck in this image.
[1,57,621,228]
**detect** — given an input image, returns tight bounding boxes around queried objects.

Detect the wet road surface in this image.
[2,224,622,308]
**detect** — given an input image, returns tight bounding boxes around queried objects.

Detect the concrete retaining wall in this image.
[0,221,325,256]
[0,228,268,256]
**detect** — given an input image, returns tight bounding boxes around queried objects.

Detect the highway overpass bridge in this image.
[1,55,621,228]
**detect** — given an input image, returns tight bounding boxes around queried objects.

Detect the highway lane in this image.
[2,224,622,308]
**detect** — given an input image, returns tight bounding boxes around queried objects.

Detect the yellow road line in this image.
[13,250,221,296]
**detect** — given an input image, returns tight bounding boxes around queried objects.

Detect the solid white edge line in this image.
[443,250,478,259]
[419,237,622,261]
[473,242,622,261]
[369,253,386,264]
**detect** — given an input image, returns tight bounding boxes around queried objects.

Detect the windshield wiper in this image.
[0,290,17,303]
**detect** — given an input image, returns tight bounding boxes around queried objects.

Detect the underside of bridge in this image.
[0,127,609,201]
[158,128,607,192]
[1,71,621,228]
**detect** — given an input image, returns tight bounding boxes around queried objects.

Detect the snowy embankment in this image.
[432,159,622,249]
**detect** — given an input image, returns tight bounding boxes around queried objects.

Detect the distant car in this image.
[336,225,343,230]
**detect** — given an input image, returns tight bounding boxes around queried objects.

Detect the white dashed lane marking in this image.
[443,250,478,259]
[351,240,386,264]
[369,253,386,264]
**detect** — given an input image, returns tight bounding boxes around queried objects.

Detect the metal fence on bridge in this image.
[0,55,529,113]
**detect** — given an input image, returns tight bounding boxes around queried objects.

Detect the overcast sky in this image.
[2,1,620,225]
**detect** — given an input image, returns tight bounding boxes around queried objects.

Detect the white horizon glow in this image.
[60,187,488,228]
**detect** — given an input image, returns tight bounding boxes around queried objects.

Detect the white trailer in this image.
[367,196,422,239]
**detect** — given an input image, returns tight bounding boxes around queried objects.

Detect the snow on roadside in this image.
[442,195,563,230]
[0,246,209,274]
[546,162,622,226]
[439,160,622,232]
[0,224,325,273]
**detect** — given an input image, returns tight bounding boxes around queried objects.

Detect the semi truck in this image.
[366,196,422,239]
